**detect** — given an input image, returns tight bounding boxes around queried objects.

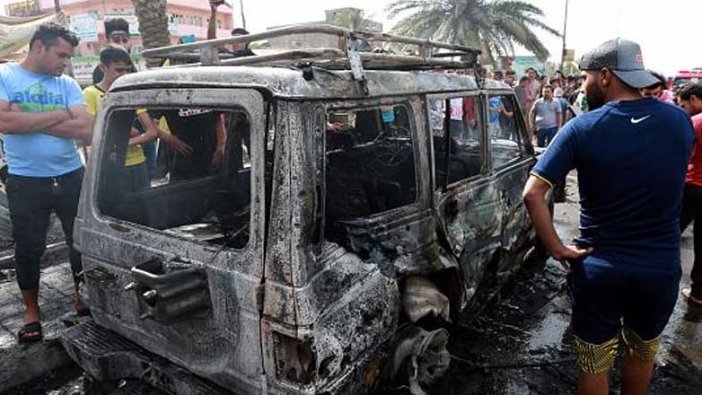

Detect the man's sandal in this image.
[17,321,43,343]
[681,288,702,307]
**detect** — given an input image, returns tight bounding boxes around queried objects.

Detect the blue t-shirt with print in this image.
[0,63,84,177]
[488,96,502,124]
[532,97,694,272]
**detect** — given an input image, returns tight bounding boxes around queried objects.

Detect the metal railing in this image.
[141,24,481,71]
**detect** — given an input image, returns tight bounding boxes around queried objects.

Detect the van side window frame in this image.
[427,91,487,193]
[321,99,424,247]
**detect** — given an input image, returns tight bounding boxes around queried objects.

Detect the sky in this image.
[0,0,699,76]
[235,0,702,77]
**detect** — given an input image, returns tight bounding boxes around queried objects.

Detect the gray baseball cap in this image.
[579,38,658,89]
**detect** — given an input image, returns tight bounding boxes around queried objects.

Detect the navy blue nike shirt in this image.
[532,97,695,272]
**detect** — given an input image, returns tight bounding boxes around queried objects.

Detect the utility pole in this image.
[53,0,61,13]
[560,0,569,72]
[239,0,246,29]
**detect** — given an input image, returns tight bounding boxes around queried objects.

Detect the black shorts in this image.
[568,256,681,345]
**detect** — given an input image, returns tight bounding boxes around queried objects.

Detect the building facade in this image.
[5,0,234,81]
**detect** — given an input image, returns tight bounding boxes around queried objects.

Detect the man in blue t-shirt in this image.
[0,23,92,343]
[523,39,694,394]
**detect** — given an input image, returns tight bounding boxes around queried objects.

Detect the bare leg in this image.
[20,288,40,324]
[577,370,609,395]
[621,350,654,395]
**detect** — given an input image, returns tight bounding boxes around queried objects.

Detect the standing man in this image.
[523,39,694,395]
[676,83,702,305]
[526,67,541,99]
[641,70,675,104]
[92,18,133,84]
[208,0,255,57]
[515,76,533,111]
[529,85,563,147]
[83,46,159,192]
[504,70,517,87]
[0,23,93,342]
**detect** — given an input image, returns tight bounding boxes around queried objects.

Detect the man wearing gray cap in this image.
[523,39,694,394]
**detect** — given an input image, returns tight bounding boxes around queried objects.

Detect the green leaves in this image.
[387,0,560,64]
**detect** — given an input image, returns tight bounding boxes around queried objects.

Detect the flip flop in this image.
[17,321,42,343]
[681,288,702,307]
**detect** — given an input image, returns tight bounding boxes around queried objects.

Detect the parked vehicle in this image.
[672,69,702,92]
[61,25,545,395]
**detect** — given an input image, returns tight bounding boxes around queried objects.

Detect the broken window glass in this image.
[488,94,526,169]
[432,95,483,189]
[324,104,417,234]
[97,107,257,249]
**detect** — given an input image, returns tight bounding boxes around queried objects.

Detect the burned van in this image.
[62,26,543,394]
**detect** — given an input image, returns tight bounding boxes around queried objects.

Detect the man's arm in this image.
[556,105,563,129]
[45,105,93,143]
[528,104,536,141]
[211,114,227,168]
[208,0,224,40]
[522,176,591,269]
[0,100,71,133]
[128,112,159,146]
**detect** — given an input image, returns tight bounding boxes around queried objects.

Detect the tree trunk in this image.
[132,0,170,67]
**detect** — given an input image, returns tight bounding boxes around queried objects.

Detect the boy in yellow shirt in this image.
[83,46,182,190]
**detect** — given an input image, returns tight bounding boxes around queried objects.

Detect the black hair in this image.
[677,83,702,101]
[29,22,79,49]
[505,70,517,76]
[542,84,554,91]
[99,45,132,66]
[644,70,667,89]
[230,28,249,36]
[525,67,539,77]
[105,18,130,37]
[519,76,530,84]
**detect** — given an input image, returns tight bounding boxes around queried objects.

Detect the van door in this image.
[429,93,502,304]
[76,88,268,393]
[487,92,538,275]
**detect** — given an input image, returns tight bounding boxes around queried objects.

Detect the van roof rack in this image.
[141,24,482,94]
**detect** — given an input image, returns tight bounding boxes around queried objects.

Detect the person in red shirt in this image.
[677,83,702,305]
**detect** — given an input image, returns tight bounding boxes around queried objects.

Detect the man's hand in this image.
[210,0,224,10]
[163,133,193,156]
[211,144,225,169]
[551,244,593,271]
[326,122,342,133]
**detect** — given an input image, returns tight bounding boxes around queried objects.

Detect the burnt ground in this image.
[4,178,702,394]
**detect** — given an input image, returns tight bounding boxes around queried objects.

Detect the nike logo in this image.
[630,115,651,124]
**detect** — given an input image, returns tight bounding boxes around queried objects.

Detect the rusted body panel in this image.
[65,64,540,394]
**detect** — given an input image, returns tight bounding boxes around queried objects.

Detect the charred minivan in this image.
[62,26,543,394]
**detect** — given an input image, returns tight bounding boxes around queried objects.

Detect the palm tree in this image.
[331,8,367,31]
[387,0,560,64]
[132,0,170,66]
